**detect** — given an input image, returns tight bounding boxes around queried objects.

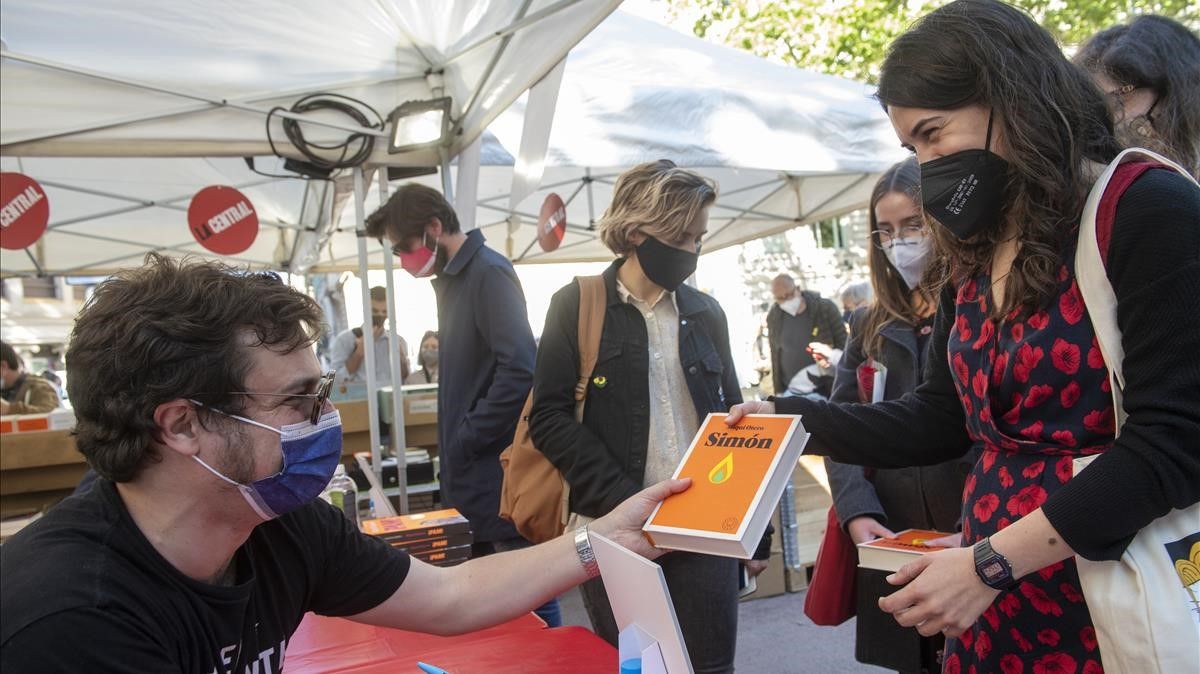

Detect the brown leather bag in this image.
[499,275,607,543]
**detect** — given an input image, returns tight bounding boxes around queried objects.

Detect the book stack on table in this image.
[362,508,473,567]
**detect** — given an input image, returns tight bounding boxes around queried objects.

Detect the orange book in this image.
[856,528,956,572]
[361,508,471,543]
[643,413,809,558]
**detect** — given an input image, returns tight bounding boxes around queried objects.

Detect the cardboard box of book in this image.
[643,414,809,559]
[856,529,955,572]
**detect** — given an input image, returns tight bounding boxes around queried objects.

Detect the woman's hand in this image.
[925,531,963,548]
[877,546,999,637]
[743,558,770,577]
[725,400,775,424]
[846,516,895,545]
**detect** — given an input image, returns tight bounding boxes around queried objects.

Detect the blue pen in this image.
[416,662,450,674]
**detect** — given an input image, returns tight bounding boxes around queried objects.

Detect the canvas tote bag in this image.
[1073,147,1200,674]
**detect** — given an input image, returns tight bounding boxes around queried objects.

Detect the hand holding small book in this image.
[846,516,896,545]
[877,546,1000,638]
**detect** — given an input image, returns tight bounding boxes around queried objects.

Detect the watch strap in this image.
[973,537,1017,590]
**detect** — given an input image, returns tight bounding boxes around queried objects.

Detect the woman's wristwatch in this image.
[972,537,1018,591]
[574,525,600,579]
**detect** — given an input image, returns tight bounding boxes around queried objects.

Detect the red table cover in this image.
[285,612,617,673]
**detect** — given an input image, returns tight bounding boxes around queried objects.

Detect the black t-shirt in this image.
[1,480,410,673]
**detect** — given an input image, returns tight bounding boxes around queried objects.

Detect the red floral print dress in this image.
[944,257,1113,674]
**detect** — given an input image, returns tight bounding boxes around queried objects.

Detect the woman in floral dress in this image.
[730,1,1200,672]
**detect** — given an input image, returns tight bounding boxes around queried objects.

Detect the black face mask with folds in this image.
[371,314,386,328]
[919,112,1011,241]
[636,236,699,292]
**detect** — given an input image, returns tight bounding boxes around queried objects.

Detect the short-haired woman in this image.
[529,160,758,673]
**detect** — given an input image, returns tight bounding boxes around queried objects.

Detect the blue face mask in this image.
[190,405,344,520]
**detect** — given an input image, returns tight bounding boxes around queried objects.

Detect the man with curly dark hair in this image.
[0,254,688,672]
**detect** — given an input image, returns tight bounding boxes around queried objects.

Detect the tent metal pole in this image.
[455,0,534,135]
[0,51,388,147]
[585,167,596,230]
[705,179,791,242]
[445,0,587,64]
[0,54,420,147]
[353,166,386,509]
[439,149,455,203]
[49,241,261,276]
[376,171,409,514]
[476,172,619,202]
[36,176,276,205]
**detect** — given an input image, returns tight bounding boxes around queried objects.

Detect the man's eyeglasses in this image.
[872,224,927,250]
[195,371,336,426]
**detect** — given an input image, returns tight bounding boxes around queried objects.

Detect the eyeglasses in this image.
[195,371,336,426]
[871,224,927,250]
[1106,83,1136,103]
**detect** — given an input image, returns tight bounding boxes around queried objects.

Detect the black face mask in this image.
[919,112,1010,241]
[636,236,699,292]
[370,314,386,328]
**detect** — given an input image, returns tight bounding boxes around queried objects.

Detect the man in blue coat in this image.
[366,184,559,624]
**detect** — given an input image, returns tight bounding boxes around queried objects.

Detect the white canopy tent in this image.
[478,11,907,263]
[309,11,908,270]
[1,10,908,278]
[0,0,623,514]
[0,0,621,277]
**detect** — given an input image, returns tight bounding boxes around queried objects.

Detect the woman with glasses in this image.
[823,158,975,673]
[1075,15,1200,178]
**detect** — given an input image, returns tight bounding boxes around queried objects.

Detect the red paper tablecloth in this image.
[284,612,617,673]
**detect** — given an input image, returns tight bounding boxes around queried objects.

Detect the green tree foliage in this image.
[667,0,1199,83]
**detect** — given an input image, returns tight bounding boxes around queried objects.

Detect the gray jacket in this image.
[825,309,973,534]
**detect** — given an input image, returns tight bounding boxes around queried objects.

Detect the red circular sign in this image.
[0,173,50,250]
[537,193,567,252]
[188,185,259,255]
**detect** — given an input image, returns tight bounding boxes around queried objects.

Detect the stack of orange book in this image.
[643,413,809,559]
[362,508,473,567]
[856,529,955,572]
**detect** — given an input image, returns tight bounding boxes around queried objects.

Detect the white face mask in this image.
[884,235,932,290]
[778,295,802,316]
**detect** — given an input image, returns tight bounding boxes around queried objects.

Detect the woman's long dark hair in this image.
[861,158,935,359]
[1075,15,1200,177]
[877,0,1122,318]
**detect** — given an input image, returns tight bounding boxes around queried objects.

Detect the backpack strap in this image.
[1094,162,1159,267]
[574,276,607,405]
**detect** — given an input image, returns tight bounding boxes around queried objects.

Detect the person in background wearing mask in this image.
[840,281,873,324]
[1075,15,1200,179]
[823,158,975,673]
[405,331,439,385]
[364,184,561,627]
[0,341,61,415]
[0,255,685,671]
[729,1,1200,671]
[766,275,847,399]
[529,160,764,673]
[327,285,410,386]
